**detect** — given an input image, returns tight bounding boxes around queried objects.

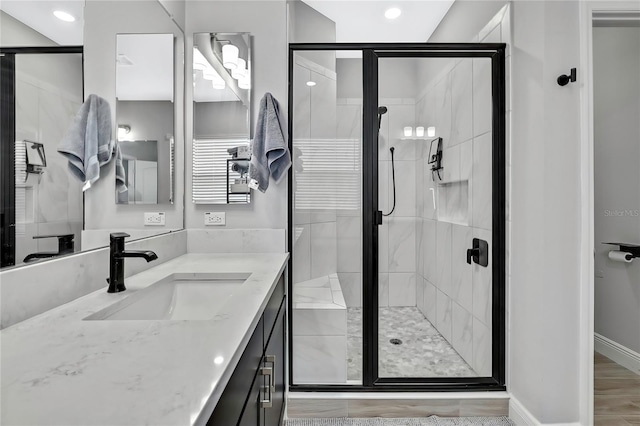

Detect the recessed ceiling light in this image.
[306,81,316,87]
[384,7,402,20]
[53,10,76,22]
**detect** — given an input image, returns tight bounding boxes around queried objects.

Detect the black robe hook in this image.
[557,68,577,86]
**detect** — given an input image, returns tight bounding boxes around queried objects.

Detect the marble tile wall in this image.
[292,60,340,289]
[378,99,418,308]
[414,29,504,375]
[14,66,83,267]
[336,101,363,308]
[186,229,285,253]
[292,274,348,384]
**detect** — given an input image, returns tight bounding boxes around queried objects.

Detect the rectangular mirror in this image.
[192,32,251,204]
[115,33,175,205]
[0,0,185,270]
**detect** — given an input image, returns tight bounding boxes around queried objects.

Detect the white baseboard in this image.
[509,398,583,426]
[509,397,540,426]
[595,333,640,375]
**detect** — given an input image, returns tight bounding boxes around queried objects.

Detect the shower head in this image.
[377,106,388,131]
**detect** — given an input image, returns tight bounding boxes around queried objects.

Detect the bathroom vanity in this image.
[0,253,288,426]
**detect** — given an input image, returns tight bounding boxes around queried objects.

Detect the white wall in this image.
[429,1,509,43]
[433,1,585,423]
[185,1,288,231]
[0,10,57,47]
[193,101,249,138]
[593,26,640,354]
[509,1,582,423]
[288,0,336,71]
[83,1,184,232]
[117,100,174,204]
[158,0,186,31]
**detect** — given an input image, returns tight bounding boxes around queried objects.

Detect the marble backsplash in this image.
[1,229,287,329]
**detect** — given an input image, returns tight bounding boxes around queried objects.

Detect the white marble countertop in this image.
[1,253,288,426]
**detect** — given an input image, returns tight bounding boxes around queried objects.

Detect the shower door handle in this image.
[375,210,383,225]
[467,238,489,267]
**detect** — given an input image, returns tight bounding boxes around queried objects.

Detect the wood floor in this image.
[594,352,640,425]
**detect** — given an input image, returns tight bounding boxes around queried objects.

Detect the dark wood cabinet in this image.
[263,305,285,426]
[208,275,285,426]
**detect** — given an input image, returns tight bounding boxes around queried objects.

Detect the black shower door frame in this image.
[287,43,506,392]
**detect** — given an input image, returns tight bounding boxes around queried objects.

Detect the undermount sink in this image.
[84,272,251,321]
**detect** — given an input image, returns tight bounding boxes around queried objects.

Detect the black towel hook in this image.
[557,68,577,86]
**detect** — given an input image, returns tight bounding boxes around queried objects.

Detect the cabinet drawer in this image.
[263,306,285,426]
[263,275,284,346]
[207,317,264,426]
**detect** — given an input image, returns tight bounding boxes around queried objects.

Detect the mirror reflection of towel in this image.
[249,92,291,193]
[57,94,127,193]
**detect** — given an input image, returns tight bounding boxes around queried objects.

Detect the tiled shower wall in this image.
[334,96,421,309]
[292,56,339,286]
[336,99,362,308]
[378,99,419,308]
[414,15,510,376]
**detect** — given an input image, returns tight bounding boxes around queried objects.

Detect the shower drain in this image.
[389,338,403,345]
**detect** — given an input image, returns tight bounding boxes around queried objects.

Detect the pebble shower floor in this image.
[347,307,476,380]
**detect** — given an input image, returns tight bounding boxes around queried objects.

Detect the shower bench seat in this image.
[292,273,348,384]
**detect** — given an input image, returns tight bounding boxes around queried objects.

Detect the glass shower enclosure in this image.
[288,43,506,391]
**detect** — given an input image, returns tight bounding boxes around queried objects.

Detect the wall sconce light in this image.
[416,126,425,137]
[193,47,208,71]
[427,126,436,137]
[222,44,239,70]
[238,70,251,90]
[211,77,226,90]
[118,125,131,139]
[202,68,218,81]
[232,58,247,80]
[403,126,413,137]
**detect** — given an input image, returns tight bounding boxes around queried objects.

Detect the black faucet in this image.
[108,232,158,293]
[23,234,75,263]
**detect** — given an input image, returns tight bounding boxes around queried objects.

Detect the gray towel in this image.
[57,94,126,192]
[249,92,291,193]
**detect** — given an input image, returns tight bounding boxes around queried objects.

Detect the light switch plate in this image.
[204,212,225,226]
[144,212,165,226]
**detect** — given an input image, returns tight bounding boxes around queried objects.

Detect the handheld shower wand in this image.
[377,106,388,130]
[383,147,396,217]
[377,106,395,216]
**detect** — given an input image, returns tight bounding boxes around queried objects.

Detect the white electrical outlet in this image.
[144,212,165,226]
[204,212,225,226]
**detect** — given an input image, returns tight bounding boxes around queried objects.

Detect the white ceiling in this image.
[301,0,454,43]
[0,0,84,45]
[116,34,174,102]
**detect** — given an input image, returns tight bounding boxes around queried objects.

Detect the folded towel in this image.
[58,94,126,193]
[114,142,127,193]
[249,92,291,193]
